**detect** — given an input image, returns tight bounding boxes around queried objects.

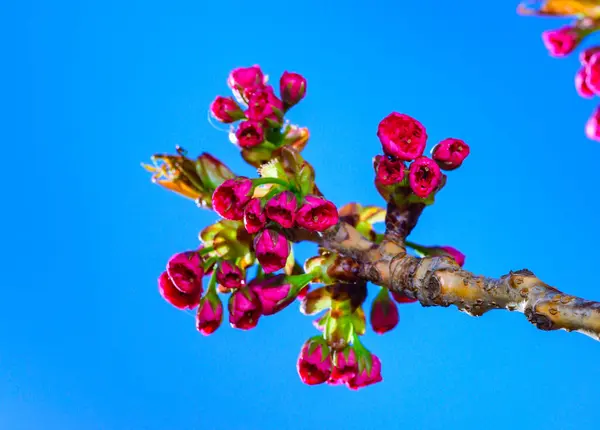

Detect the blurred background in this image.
[2,0,599,429]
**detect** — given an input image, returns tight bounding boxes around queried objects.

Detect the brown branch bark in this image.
[292,219,600,342]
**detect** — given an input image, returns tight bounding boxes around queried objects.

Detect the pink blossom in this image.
[166,251,204,294]
[576,68,594,98]
[580,47,600,65]
[216,261,245,289]
[249,275,294,315]
[408,156,442,198]
[212,178,253,220]
[297,339,332,385]
[209,96,244,123]
[246,87,284,126]
[377,112,427,161]
[228,287,262,330]
[542,27,579,58]
[370,289,399,334]
[196,292,223,335]
[374,155,405,185]
[295,196,339,232]
[328,347,358,385]
[347,354,383,390]
[235,120,265,148]
[265,191,297,228]
[280,71,307,108]
[158,271,201,310]
[243,198,266,234]
[431,138,470,171]
[227,65,265,102]
[253,229,290,273]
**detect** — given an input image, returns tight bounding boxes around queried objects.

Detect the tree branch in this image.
[294,220,600,342]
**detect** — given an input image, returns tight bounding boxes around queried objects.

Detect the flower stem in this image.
[199,246,215,256]
[207,269,218,293]
[252,177,290,188]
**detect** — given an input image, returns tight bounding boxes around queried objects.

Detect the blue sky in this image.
[3,0,600,429]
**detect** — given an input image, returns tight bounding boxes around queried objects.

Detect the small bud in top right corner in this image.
[541,26,581,58]
[280,71,307,109]
[408,156,442,198]
[431,138,470,171]
[585,106,600,142]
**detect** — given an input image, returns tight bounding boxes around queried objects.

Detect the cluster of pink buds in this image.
[159,247,317,333]
[211,177,339,273]
[518,2,600,141]
[209,66,309,163]
[374,112,469,201]
[148,65,470,390]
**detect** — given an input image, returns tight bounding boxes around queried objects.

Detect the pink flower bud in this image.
[370,289,399,334]
[431,138,470,171]
[280,71,307,108]
[243,198,266,234]
[253,229,290,273]
[227,65,265,102]
[374,155,405,185]
[295,195,339,232]
[377,112,427,161]
[209,96,245,123]
[246,87,284,126]
[580,47,600,65]
[328,347,358,385]
[166,251,204,294]
[585,106,600,141]
[265,191,297,228]
[228,287,262,330]
[408,156,442,198]
[216,261,245,289]
[235,120,265,148]
[585,53,600,96]
[196,290,223,335]
[542,26,580,58]
[391,291,418,304]
[211,178,253,220]
[249,274,294,315]
[347,354,383,390]
[297,338,332,385]
[158,271,201,310]
[576,68,595,98]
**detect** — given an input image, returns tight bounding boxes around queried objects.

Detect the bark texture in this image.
[293,202,600,342]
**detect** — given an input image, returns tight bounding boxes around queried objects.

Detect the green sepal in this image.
[352,332,374,376]
[306,335,330,363]
[325,312,354,351]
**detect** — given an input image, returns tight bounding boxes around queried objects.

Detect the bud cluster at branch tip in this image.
[145,64,479,390]
[374,112,468,203]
